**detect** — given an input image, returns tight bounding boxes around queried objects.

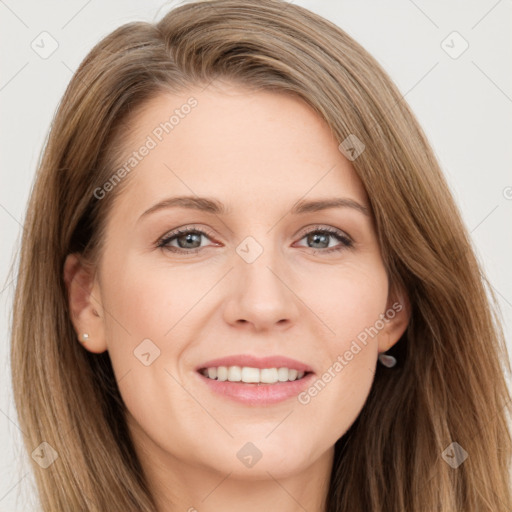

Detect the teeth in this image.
[260,368,278,383]
[217,366,228,381]
[241,367,260,383]
[200,366,308,383]
[227,366,242,382]
[277,367,289,381]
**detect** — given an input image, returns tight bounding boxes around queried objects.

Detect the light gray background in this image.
[1,0,511,510]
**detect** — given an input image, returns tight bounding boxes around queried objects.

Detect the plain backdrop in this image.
[1,0,511,510]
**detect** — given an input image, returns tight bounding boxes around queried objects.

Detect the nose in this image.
[222,244,300,332]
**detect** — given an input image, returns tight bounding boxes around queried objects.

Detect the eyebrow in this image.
[138,195,370,221]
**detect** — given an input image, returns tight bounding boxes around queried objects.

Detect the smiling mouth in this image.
[198,366,311,384]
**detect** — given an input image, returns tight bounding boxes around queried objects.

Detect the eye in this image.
[294,225,353,253]
[156,224,353,255]
[156,225,218,255]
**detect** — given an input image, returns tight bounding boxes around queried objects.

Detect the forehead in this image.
[108,81,368,220]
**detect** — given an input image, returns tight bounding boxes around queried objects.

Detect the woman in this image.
[10,0,512,510]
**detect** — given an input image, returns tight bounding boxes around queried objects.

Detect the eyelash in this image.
[156,224,354,256]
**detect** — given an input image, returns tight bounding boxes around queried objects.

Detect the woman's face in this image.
[67,80,408,480]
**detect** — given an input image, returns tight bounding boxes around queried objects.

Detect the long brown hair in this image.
[10,0,512,510]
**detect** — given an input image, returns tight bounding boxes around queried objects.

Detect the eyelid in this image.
[295,224,352,241]
[159,224,216,240]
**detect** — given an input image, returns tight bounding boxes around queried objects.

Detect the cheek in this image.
[295,263,388,437]
[100,252,204,347]
[305,259,389,344]
[97,257,206,453]
[97,253,199,408]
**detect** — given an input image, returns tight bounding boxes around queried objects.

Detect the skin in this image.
[64,80,410,512]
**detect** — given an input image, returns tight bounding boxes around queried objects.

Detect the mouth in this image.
[197,366,312,384]
[195,364,316,405]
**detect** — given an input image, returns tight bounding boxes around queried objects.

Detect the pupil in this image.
[179,233,200,248]
[310,232,328,248]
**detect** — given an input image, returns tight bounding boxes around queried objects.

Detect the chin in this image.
[195,437,322,479]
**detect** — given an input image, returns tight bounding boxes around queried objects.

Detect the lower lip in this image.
[196,371,315,406]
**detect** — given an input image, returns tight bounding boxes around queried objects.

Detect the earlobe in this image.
[63,252,108,354]
[378,287,411,354]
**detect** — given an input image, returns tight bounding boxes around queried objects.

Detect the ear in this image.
[63,252,107,354]
[377,284,410,354]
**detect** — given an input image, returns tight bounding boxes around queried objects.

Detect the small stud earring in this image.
[378,353,397,368]
[80,333,89,343]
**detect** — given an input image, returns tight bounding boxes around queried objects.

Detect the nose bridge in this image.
[237,232,287,297]
[240,239,283,291]
[225,232,299,328]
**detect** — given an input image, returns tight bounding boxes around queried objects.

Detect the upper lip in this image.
[196,354,314,373]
